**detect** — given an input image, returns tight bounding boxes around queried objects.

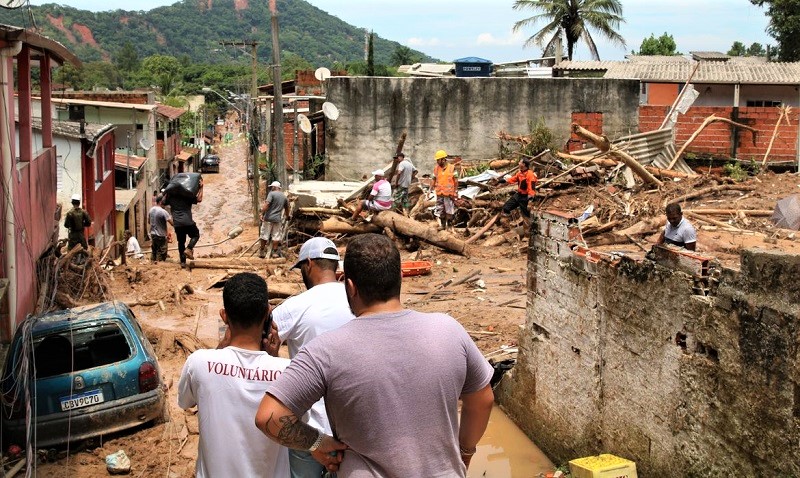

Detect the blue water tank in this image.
[454,57,493,77]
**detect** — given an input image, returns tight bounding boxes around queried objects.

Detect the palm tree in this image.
[512,0,626,61]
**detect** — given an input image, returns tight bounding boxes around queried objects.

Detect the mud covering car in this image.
[0,302,167,448]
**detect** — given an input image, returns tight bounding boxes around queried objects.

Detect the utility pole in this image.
[219,40,261,222]
[269,0,286,187]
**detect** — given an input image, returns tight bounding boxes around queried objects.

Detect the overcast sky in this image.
[26,0,773,63]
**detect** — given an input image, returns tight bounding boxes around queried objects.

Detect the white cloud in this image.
[407,37,442,47]
[476,31,523,47]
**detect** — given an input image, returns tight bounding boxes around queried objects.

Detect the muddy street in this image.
[34,138,552,477]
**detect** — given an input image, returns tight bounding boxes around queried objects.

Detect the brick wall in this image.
[640,105,799,162]
[568,112,603,152]
[497,211,800,476]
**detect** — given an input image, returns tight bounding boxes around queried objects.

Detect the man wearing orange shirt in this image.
[432,149,459,231]
[499,159,537,218]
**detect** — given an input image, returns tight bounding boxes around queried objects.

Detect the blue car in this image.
[1,302,166,447]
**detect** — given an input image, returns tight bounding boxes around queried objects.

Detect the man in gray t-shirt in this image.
[148,195,173,262]
[257,234,494,477]
[259,181,290,258]
[391,152,417,214]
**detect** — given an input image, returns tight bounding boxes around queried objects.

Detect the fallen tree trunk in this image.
[684,208,772,216]
[465,213,500,244]
[187,257,286,271]
[266,282,302,299]
[296,207,347,216]
[295,216,381,234]
[667,184,756,206]
[762,105,792,166]
[571,123,663,187]
[371,211,468,255]
[556,152,696,179]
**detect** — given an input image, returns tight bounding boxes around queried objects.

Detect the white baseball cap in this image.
[371,169,385,177]
[270,181,282,188]
[291,237,341,269]
[71,193,81,202]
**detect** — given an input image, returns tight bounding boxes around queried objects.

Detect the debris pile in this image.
[288,121,799,262]
[37,244,110,311]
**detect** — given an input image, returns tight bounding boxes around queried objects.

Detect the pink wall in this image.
[0,45,60,334]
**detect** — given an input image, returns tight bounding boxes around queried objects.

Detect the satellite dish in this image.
[314,67,332,81]
[297,114,312,134]
[1,0,27,9]
[322,102,340,121]
[139,139,153,151]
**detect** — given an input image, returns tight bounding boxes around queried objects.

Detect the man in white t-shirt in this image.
[178,273,291,478]
[256,234,494,477]
[658,203,697,251]
[266,237,355,477]
[125,231,144,259]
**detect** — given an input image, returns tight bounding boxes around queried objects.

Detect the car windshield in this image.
[33,322,132,379]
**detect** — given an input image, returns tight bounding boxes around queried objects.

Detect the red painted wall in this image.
[648,83,679,106]
[640,105,798,162]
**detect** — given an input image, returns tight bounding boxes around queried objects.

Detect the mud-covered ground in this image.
[33,137,799,476]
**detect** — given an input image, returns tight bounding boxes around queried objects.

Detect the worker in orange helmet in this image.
[431,150,459,231]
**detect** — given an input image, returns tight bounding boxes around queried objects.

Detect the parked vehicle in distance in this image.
[201,154,220,173]
[1,302,166,448]
[247,163,254,179]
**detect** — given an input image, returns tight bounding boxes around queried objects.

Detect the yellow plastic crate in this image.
[568,454,638,478]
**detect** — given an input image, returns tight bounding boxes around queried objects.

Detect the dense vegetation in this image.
[4,0,432,94]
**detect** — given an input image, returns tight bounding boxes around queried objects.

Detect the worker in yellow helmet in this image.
[431,150,458,231]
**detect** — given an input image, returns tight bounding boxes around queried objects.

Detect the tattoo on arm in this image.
[263,412,319,449]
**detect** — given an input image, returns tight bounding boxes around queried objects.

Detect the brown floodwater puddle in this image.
[468,404,554,477]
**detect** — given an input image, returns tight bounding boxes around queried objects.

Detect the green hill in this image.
[3,0,433,66]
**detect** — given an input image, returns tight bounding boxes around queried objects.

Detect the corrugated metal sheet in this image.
[555,56,800,84]
[604,61,800,84]
[570,128,696,175]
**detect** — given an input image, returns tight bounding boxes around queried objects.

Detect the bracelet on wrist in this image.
[459,445,477,456]
[308,432,324,452]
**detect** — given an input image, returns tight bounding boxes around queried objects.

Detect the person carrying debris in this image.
[163,177,203,268]
[178,272,291,478]
[265,237,355,477]
[148,195,173,262]
[260,181,291,258]
[432,149,458,230]
[350,169,393,220]
[64,193,92,252]
[499,158,537,219]
[256,233,494,476]
[391,152,417,214]
[658,203,697,251]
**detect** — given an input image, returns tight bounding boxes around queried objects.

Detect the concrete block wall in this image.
[498,211,800,476]
[325,77,640,180]
[640,105,799,162]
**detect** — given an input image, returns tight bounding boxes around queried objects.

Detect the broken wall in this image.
[324,77,640,180]
[497,211,800,476]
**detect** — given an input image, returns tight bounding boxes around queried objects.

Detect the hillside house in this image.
[0,23,80,337]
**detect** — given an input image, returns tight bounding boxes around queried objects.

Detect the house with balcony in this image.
[0,23,80,337]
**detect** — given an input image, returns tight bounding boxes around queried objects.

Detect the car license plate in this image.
[60,390,104,411]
